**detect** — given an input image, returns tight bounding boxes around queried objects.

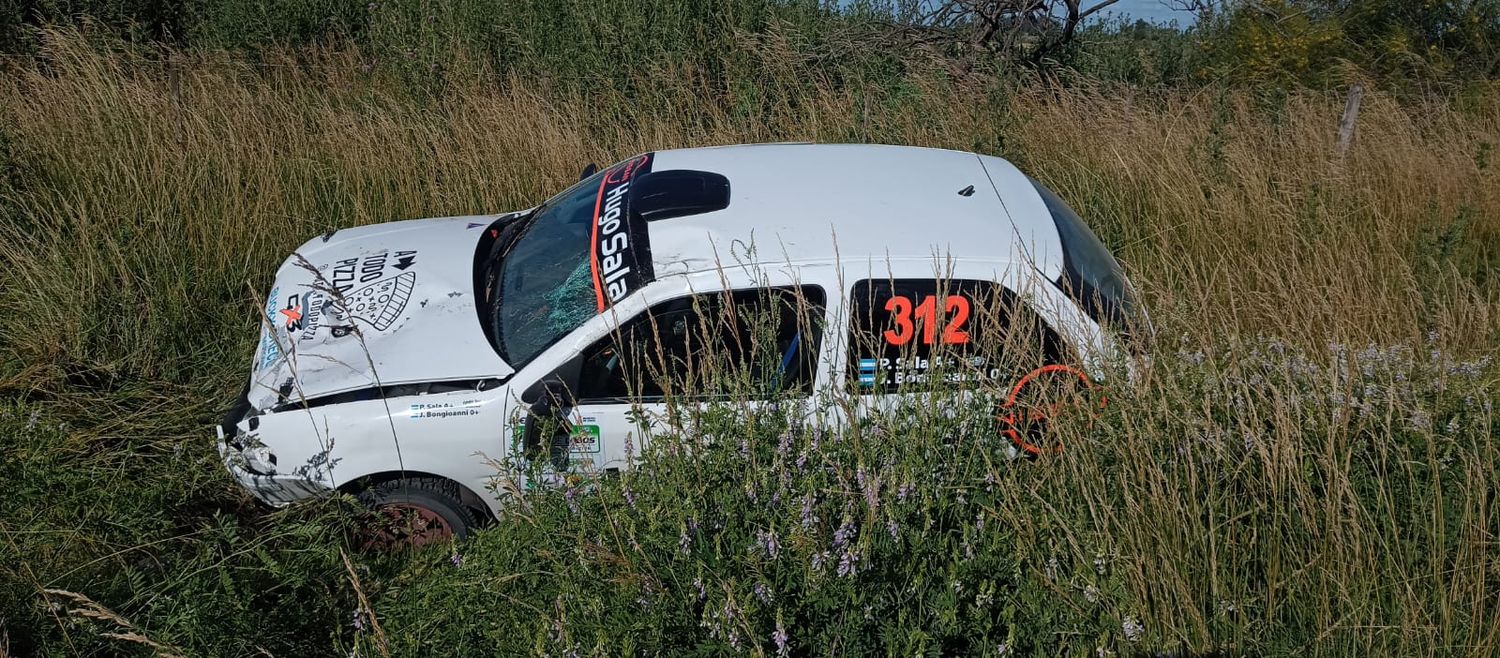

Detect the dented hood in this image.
[249,215,515,411]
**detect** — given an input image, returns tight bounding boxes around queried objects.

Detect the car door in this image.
[513,284,828,477]
[839,271,1090,455]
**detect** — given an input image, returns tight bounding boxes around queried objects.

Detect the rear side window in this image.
[577,286,825,402]
[846,279,1069,393]
[1029,178,1145,342]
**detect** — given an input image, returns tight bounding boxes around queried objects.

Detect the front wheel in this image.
[355,477,483,548]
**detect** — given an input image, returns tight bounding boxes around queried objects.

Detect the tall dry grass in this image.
[1017,84,1500,352]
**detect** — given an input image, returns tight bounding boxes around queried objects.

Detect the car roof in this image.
[644,144,1065,280]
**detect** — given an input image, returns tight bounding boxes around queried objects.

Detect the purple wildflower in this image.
[757,528,781,559]
[776,431,791,457]
[754,582,773,603]
[832,518,855,550]
[679,527,691,555]
[1449,356,1491,379]
[450,552,464,567]
[811,550,829,573]
[564,487,579,514]
[773,619,789,655]
[837,549,859,578]
[886,516,899,540]
[861,470,881,513]
[897,481,914,503]
[799,494,817,529]
[351,608,366,631]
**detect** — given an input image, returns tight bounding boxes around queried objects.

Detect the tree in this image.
[901,0,1126,64]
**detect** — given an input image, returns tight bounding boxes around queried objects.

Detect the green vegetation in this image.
[2,1,1499,656]
[1199,0,1500,84]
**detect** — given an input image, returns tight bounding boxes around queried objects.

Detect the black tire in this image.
[355,477,483,548]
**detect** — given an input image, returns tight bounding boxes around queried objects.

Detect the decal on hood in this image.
[259,286,284,370]
[247,215,512,412]
[261,251,422,357]
[285,270,416,346]
[590,153,655,311]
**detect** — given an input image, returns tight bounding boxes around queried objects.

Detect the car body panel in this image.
[645,145,1064,281]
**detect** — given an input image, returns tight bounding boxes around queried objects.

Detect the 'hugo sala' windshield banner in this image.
[590,153,655,311]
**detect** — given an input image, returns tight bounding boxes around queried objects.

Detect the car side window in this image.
[846,279,1070,393]
[576,286,826,402]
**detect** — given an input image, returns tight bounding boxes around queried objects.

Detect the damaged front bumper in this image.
[216,428,329,506]
[216,394,329,506]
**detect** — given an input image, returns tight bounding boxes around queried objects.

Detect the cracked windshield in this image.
[493,170,607,366]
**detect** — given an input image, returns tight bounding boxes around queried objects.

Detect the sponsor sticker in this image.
[296,290,327,340]
[410,398,482,419]
[589,154,656,311]
[258,287,282,370]
[280,294,305,332]
[568,424,602,455]
[508,416,604,457]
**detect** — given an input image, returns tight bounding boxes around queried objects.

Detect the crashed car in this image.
[218,144,1145,540]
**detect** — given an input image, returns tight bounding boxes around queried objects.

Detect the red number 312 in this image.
[883,295,970,346]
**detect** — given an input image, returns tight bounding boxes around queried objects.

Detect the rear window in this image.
[1029,178,1145,341]
[846,279,1070,393]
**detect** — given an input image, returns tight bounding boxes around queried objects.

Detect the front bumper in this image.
[216,410,329,506]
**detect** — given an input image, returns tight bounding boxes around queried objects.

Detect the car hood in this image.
[248,215,517,411]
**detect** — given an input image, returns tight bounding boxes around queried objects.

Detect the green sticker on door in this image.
[509,416,602,456]
[569,424,601,454]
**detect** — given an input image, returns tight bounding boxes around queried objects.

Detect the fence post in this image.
[1336,84,1364,159]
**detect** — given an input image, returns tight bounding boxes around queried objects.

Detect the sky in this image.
[1098,0,1197,25]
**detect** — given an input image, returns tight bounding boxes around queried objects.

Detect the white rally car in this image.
[218,144,1144,540]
